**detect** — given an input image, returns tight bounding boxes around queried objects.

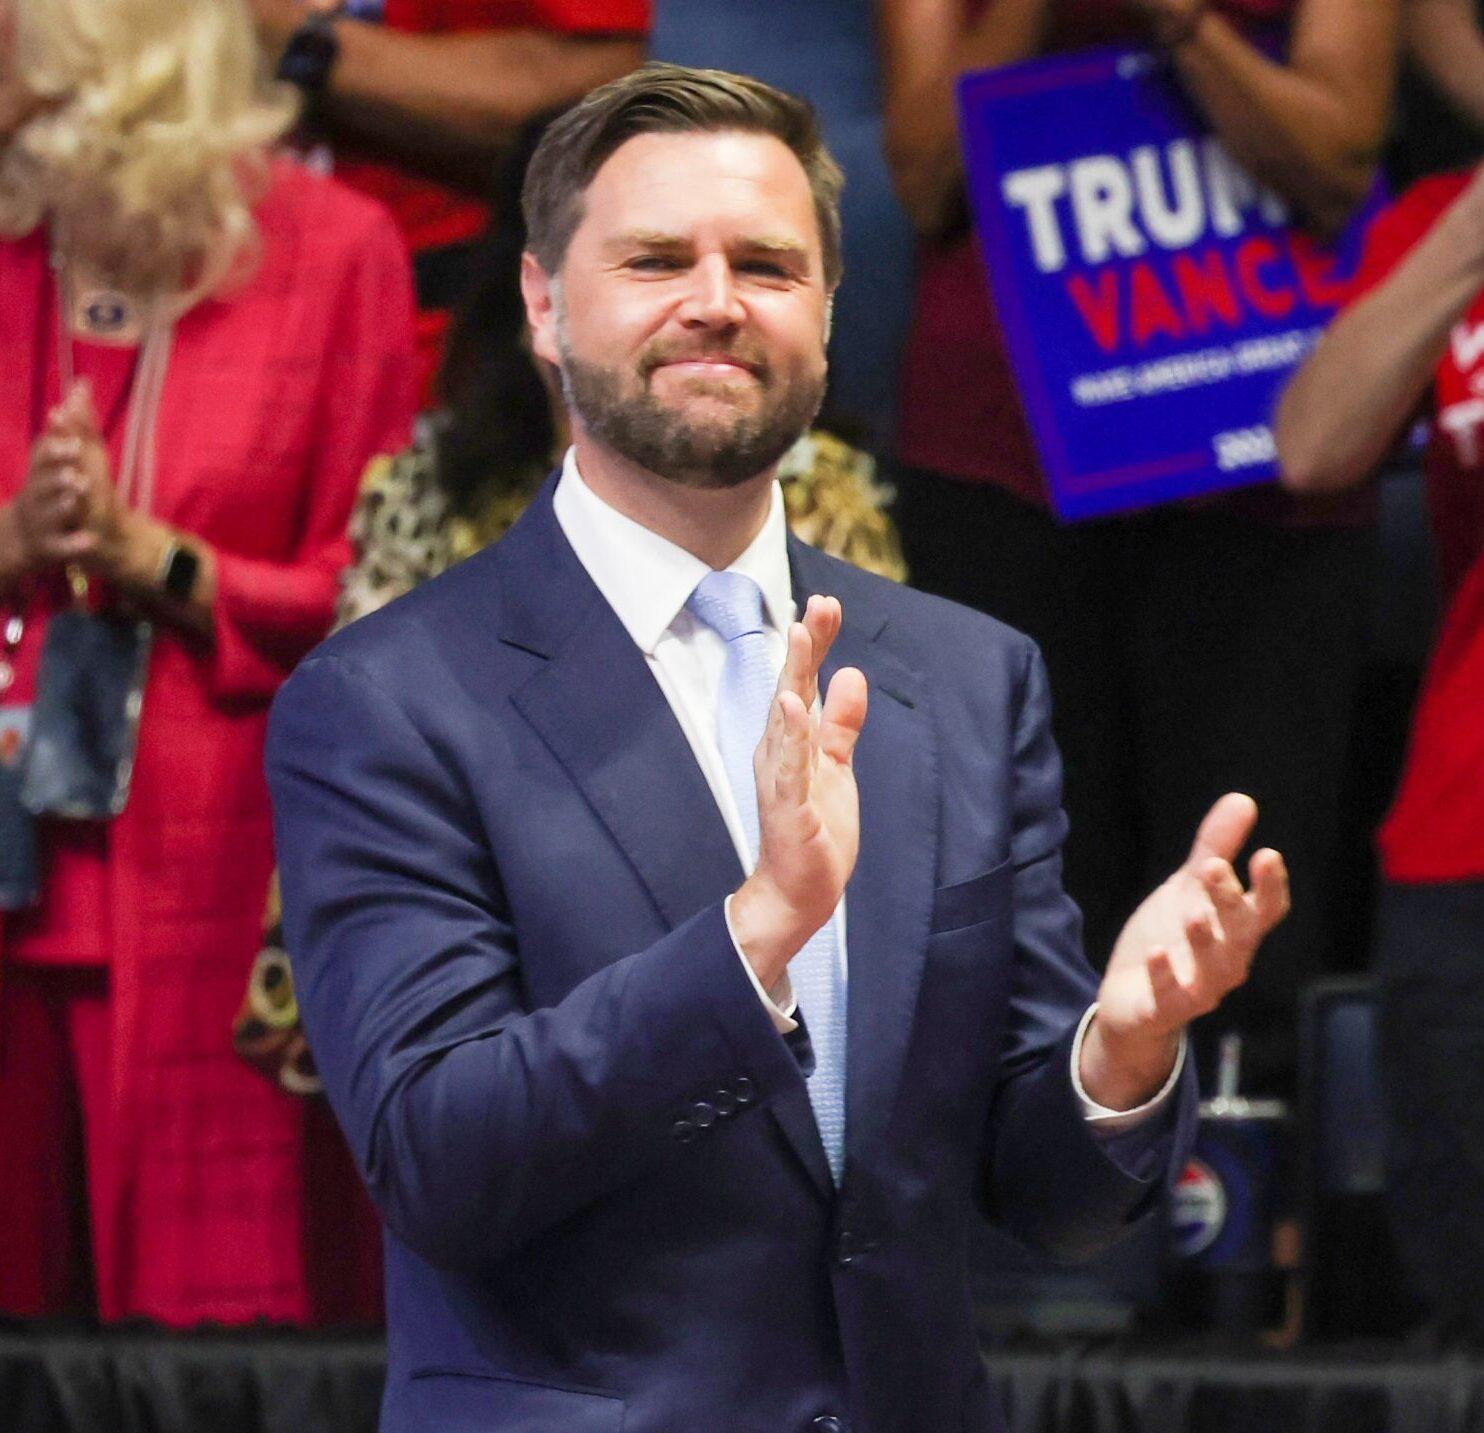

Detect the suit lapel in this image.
[790,541,941,1181]
[503,487,743,931]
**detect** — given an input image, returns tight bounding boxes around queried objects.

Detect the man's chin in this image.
[643,398,770,449]
[648,380,763,420]
[629,421,798,490]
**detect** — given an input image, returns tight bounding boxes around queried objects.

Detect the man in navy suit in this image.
[266,64,1290,1433]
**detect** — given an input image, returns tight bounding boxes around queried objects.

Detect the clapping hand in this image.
[13,381,113,572]
[730,596,868,991]
[1080,793,1289,1109]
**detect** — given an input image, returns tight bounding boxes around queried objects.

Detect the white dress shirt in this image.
[551,448,1181,1130]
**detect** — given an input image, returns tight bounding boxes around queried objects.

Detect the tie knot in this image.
[686,570,767,644]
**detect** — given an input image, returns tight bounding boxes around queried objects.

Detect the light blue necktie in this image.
[687,570,847,1184]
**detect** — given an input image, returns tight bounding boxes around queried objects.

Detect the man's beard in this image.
[557,329,825,490]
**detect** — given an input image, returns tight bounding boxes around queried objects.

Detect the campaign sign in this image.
[957,48,1381,521]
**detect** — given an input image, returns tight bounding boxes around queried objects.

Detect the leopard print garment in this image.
[335,422,906,632]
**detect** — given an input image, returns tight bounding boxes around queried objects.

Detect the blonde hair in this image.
[0,0,298,308]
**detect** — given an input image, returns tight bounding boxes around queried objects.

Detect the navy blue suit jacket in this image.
[266,478,1196,1433]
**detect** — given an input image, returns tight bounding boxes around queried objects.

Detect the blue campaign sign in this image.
[957,47,1381,521]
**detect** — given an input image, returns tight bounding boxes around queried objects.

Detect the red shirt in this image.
[898,0,1360,524]
[1352,173,1484,882]
[327,0,648,387]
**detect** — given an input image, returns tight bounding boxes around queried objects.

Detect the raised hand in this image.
[1080,792,1290,1110]
[730,595,868,991]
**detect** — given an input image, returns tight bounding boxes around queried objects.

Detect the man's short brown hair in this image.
[522,62,844,290]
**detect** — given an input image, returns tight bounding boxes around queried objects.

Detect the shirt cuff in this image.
[1070,1003,1186,1132]
[723,894,798,1034]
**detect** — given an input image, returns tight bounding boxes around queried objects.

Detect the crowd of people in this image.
[0,0,1481,1351]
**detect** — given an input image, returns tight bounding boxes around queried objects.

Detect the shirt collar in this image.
[552,446,795,655]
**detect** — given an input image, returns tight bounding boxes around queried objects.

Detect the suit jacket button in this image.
[733,1077,756,1105]
[811,1416,845,1432]
[691,1101,717,1128]
[712,1087,738,1116]
[671,1119,697,1144]
[835,1231,855,1265]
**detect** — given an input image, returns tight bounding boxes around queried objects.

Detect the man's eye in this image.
[629,256,682,273]
[738,261,790,279]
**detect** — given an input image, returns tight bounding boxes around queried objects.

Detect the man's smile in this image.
[653,358,757,379]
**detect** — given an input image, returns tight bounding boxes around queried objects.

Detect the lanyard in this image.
[49,241,175,520]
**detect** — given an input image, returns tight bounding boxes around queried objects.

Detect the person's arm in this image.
[1149,0,1400,235]
[269,587,862,1267]
[978,640,1199,1260]
[319,26,644,192]
[984,638,1285,1258]
[266,646,816,1269]
[879,0,1059,237]
[1406,0,1484,139]
[1277,171,1484,493]
[254,3,643,191]
[879,0,1398,241]
[199,204,418,698]
[95,511,218,641]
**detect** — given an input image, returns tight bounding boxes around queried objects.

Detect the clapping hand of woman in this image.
[12,382,102,573]
[15,380,215,634]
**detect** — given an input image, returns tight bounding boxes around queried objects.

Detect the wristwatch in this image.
[276,12,341,94]
[157,538,202,603]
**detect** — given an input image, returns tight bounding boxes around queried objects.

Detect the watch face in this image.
[163,545,201,602]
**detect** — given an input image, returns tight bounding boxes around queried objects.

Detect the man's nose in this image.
[677,255,745,328]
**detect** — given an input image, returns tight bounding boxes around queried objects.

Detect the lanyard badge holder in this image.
[0,614,36,908]
[1,259,174,911]
[18,565,154,821]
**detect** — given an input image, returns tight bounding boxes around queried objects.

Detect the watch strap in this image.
[276,13,341,94]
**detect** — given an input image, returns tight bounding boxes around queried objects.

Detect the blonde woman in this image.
[0,0,417,1324]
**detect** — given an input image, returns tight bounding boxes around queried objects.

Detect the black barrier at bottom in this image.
[6,1328,1484,1433]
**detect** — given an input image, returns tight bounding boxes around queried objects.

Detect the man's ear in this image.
[521,251,562,368]
[823,291,835,346]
